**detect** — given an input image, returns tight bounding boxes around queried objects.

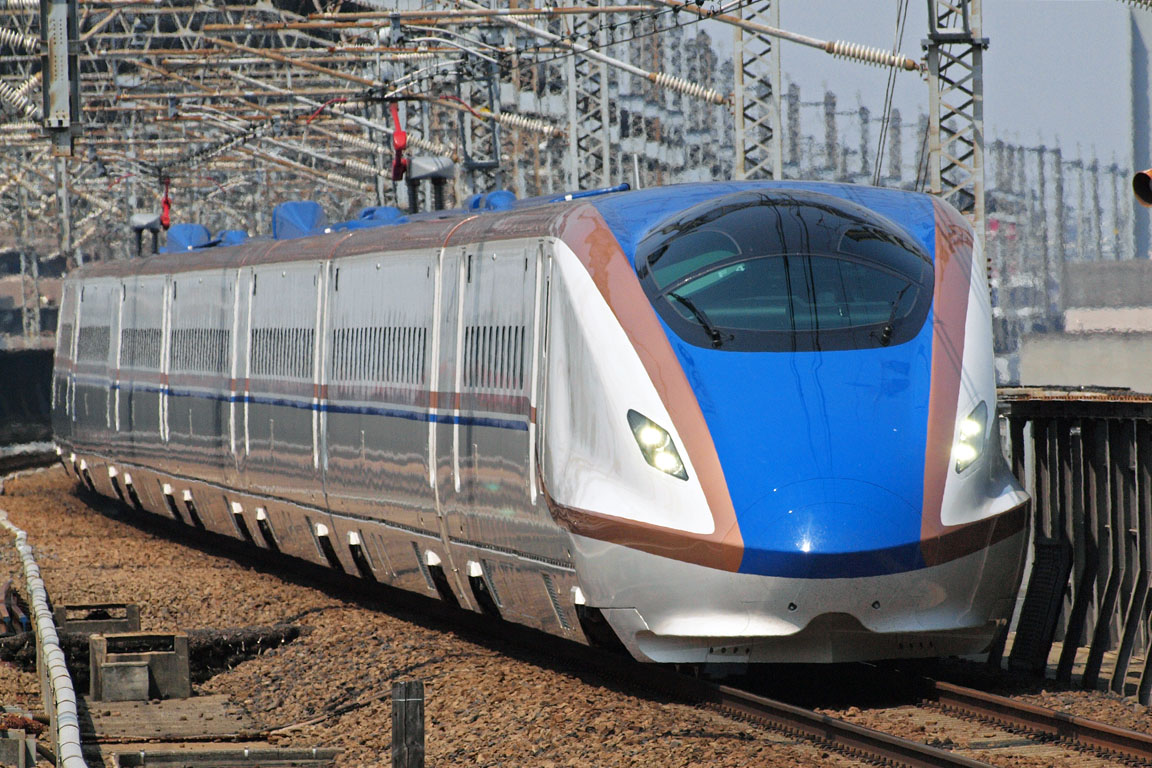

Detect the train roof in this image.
[72,180,944,281]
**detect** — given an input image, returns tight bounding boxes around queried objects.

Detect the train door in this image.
[233,267,253,474]
[227,267,245,479]
[322,251,438,531]
[121,274,167,463]
[159,275,173,445]
[51,282,77,443]
[71,280,117,449]
[165,269,236,486]
[112,282,123,441]
[240,260,325,506]
[442,242,566,566]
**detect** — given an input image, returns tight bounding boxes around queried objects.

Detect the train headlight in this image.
[953,401,988,472]
[627,410,689,480]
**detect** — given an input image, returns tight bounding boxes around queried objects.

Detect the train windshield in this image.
[635,190,934,352]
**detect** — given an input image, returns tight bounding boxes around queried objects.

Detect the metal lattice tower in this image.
[0,0,950,348]
[565,3,611,189]
[925,0,987,243]
[732,0,782,180]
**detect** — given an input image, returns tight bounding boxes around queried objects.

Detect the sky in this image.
[723,0,1133,166]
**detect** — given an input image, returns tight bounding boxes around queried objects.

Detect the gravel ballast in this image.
[0,467,863,767]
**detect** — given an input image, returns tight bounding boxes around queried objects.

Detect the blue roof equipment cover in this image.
[161,223,212,253]
[217,229,249,246]
[272,201,327,239]
[464,190,516,211]
[332,205,410,231]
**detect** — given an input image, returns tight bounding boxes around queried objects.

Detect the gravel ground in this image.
[0,466,864,768]
[5,465,1152,768]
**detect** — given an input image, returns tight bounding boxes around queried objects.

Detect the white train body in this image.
[54,182,1029,664]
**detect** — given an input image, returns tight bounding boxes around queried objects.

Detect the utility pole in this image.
[17,181,40,340]
[786,82,800,170]
[1053,147,1066,274]
[566,4,612,189]
[1090,158,1103,262]
[55,157,76,266]
[823,91,837,172]
[925,0,987,247]
[888,108,902,184]
[858,105,871,178]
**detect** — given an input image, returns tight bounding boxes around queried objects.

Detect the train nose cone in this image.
[738,478,923,579]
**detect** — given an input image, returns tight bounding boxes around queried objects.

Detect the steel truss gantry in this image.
[925,0,987,244]
[564,1,610,190]
[1,0,942,347]
[732,0,782,180]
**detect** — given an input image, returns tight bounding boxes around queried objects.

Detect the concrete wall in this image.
[1020,332,1152,393]
[1063,260,1152,309]
[1064,307,1152,332]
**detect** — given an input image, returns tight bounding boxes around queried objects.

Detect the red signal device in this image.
[160,179,171,230]
[390,102,409,182]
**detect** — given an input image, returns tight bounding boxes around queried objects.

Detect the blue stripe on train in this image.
[72,376,528,432]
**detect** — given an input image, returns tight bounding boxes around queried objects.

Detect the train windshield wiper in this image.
[878,282,913,346]
[668,291,725,348]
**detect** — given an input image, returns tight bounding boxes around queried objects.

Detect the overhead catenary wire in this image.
[503,0,919,108]
[873,0,910,185]
[224,70,456,157]
[642,0,923,71]
[454,0,730,106]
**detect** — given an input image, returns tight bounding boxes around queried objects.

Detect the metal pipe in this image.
[0,482,89,768]
[208,37,381,88]
[308,7,660,20]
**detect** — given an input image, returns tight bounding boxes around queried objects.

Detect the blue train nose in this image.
[737,478,925,579]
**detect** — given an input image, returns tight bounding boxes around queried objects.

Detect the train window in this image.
[120,328,162,369]
[251,327,315,379]
[330,325,427,385]
[635,189,933,352]
[76,325,111,362]
[171,328,230,374]
[463,324,525,392]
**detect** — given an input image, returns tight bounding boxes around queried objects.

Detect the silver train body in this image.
[53,182,1030,664]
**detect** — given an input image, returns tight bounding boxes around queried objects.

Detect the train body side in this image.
[53,224,588,642]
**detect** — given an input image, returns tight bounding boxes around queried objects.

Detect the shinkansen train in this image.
[52,181,1030,664]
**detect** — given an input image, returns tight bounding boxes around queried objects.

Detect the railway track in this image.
[639,667,993,768]
[630,658,1152,767]
[923,675,1152,764]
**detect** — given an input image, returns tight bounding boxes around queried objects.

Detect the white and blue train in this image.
[53,181,1029,664]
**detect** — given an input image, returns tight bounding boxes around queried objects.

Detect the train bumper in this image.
[572,501,1029,664]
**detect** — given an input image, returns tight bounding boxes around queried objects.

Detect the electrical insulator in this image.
[0,26,39,53]
[825,40,921,72]
[648,72,728,106]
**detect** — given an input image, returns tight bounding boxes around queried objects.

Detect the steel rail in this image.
[927,677,1152,762]
[635,666,994,768]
